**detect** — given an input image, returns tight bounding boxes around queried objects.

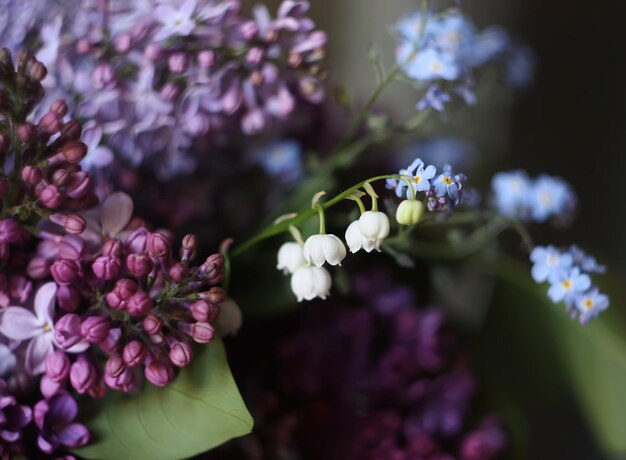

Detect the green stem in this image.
[353,195,366,214]
[399,175,416,200]
[316,204,326,234]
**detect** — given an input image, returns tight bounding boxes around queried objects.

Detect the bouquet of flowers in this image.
[0,0,620,459]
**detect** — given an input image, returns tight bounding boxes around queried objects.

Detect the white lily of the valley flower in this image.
[290,265,332,302]
[276,242,306,274]
[303,234,346,267]
[358,211,390,250]
[345,220,376,253]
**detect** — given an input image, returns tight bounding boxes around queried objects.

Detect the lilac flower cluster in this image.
[530,245,608,324]
[491,170,577,224]
[19,0,327,177]
[219,270,506,459]
[0,50,231,455]
[394,8,536,112]
[386,158,468,212]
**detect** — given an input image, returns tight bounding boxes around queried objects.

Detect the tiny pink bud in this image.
[17,123,37,143]
[92,63,116,89]
[104,368,135,392]
[190,322,215,344]
[113,33,132,53]
[102,238,123,257]
[45,351,71,382]
[21,166,42,186]
[50,99,69,116]
[125,227,149,253]
[127,291,153,316]
[92,255,121,280]
[81,316,111,343]
[246,47,265,66]
[59,235,85,260]
[61,140,88,164]
[52,168,71,187]
[160,83,180,102]
[27,256,50,279]
[180,234,198,261]
[143,314,162,335]
[66,171,92,199]
[126,253,153,277]
[169,341,193,368]
[63,214,86,235]
[116,278,138,300]
[144,360,174,387]
[57,285,81,312]
[40,374,64,399]
[147,232,170,258]
[200,286,227,304]
[200,254,225,284]
[50,258,80,284]
[144,43,163,61]
[197,50,214,68]
[191,300,219,323]
[70,355,97,394]
[76,38,93,54]
[39,112,62,134]
[28,60,47,81]
[39,184,64,209]
[122,340,147,367]
[168,52,189,74]
[100,328,122,354]
[169,263,188,283]
[54,314,83,350]
[0,219,22,244]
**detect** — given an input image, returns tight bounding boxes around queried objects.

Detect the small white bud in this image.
[358,211,390,250]
[290,265,332,302]
[277,242,306,274]
[303,234,347,267]
[395,200,424,225]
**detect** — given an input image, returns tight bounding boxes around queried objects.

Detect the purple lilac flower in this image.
[34,392,90,453]
[0,379,32,458]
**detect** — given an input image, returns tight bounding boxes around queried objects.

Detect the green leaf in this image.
[74,337,253,460]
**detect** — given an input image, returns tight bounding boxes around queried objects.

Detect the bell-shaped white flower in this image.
[276,242,306,274]
[290,265,332,302]
[345,220,376,253]
[303,234,347,267]
[358,211,390,250]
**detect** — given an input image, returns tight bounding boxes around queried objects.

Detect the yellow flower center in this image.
[562,280,572,291]
[413,176,421,183]
[584,298,594,310]
[547,255,558,266]
[443,176,452,186]
[431,61,443,72]
[43,324,51,332]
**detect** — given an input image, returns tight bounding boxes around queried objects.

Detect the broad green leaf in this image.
[74,337,253,460]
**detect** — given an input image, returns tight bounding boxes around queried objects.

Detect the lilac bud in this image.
[27,256,50,279]
[92,63,116,89]
[59,235,85,260]
[45,351,71,382]
[240,20,258,40]
[185,322,215,344]
[70,355,97,394]
[143,315,162,335]
[126,253,153,277]
[75,38,92,53]
[66,171,92,199]
[125,227,149,253]
[191,300,219,323]
[50,99,69,116]
[92,255,121,280]
[113,33,132,53]
[105,355,125,378]
[28,60,47,81]
[145,43,163,61]
[81,316,111,343]
[127,291,153,316]
[54,314,83,350]
[168,53,189,74]
[242,109,265,135]
[39,112,62,134]
[180,234,197,261]
[197,50,214,68]
[199,286,227,304]
[246,47,265,66]
[169,342,193,368]
[57,285,81,312]
[169,263,188,283]
[50,259,80,284]
[144,360,174,387]
[61,141,88,164]
[123,340,147,367]
[160,83,180,102]
[147,232,170,258]
[51,168,71,187]
[39,184,63,209]
[61,120,82,140]
[17,123,36,144]
[104,368,135,392]
[40,374,64,399]
[102,239,123,257]
[200,254,225,284]
[100,328,122,354]
[0,219,22,244]
[63,214,86,235]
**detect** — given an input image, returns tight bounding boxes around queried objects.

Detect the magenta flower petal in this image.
[25,333,54,375]
[55,423,90,448]
[37,433,55,454]
[0,307,40,340]
[101,192,133,236]
[34,282,57,326]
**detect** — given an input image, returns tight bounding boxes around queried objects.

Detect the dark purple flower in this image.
[34,392,90,453]
[0,380,32,455]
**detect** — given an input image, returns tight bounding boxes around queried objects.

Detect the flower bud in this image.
[126,253,153,277]
[180,234,197,261]
[191,300,220,323]
[57,285,81,312]
[54,314,83,350]
[61,120,82,140]
[169,341,193,368]
[160,82,180,102]
[168,52,189,74]
[92,255,121,280]
[358,211,390,250]
[303,234,347,267]
[21,166,42,185]
[200,254,224,284]
[246,47,265,66]
[92,63,116,89]
[50,99,69,116]
[39,184,63,209]
[27,256,50,279]
[0,219,22,244]
[70,355,97,394]
[127,291,153,316]
[45,351,71,382]
[123,340,147,367]
[50,259,80,284]
[40,374,64,399]
[144,360,174,387]
[197,50,214,68]
[198,286,227,304]
[63,214,86,235]
[102,239,123,257]
[125,227,149,253]
[147,232,170,258]
[113,33,132,53]
[145,43,163,61]
[104,368,135,392]
[396,200,425,225]
[52,168,71,187]
[276,242,306,274]
[169,263,188,283]
[215,298,242,336]
[290,265,332,302]
[190,322,215,344]
[39,112,62,134]
[81,316,111,343]
[61,140,88,164]
[66,171,92,199]
[100,328,122,354]
[28,60,47,81]
[143,314,162,335]
[58,235,85,260]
